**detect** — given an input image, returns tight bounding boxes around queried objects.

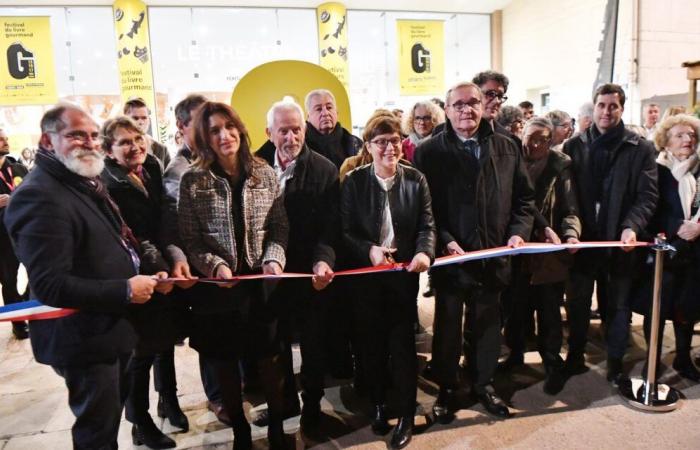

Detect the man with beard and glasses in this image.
[4,104,161,450]
[0,128,29,339]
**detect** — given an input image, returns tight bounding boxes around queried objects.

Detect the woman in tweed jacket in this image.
[178,102,289,449]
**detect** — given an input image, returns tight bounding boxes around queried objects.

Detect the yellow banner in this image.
[316,2,349,92]
[112,0,157,128]
[0,17,57,105]
[397,20,444,96]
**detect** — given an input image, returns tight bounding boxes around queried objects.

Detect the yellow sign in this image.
[231,60,352,151]
[112,0,157,128]
[316,2,349,92]
[0,16,57,105]
[397,20,444,96]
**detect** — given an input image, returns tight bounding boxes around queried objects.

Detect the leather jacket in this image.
[340,163,436,267]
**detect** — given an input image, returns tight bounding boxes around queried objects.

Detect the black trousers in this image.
[0,238,25,314]
[125,349,177,423]
[432,282,502,390]
[566,268,632,359]
[354,272,418,418]
[504,266,564,366]
[53,353,131,450]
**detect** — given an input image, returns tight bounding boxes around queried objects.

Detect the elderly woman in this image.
[341,114,435,449]
[632,114,700,381]
[502,117,581,395]
[100,116,185,449]
[401,100,444,162]
[497,105,525,140]
[545,110,574,146]
[178,102,289,449]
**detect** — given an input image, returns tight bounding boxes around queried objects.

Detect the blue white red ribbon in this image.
[0,241,650,323]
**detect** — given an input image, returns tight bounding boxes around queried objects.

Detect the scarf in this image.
[35,148,140,251]
[407,131,430,147]
[586,120,626,202]
[656,150,699,219]
[305,122,349,168]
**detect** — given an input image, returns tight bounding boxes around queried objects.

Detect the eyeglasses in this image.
[370,137,402,149]
[483,90,508,103]
[54,130,100,144]
[449,100,482,112]
[115,135,146,149]
[414,115,432,123]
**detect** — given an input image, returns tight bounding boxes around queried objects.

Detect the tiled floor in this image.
[2,273,700,449]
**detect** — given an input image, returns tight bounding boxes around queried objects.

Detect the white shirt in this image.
[374,171,396,249]
[273,150,297,194]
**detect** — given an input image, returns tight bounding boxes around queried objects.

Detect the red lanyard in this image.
[0,165,14,192]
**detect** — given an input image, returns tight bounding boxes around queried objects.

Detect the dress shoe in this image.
[252,403,301,427]
[606,357,628,387]
[473,386,510,419]
[300,400,321,429]
[207,400,232,426]
[389,417,413,449]
[370,404,391,435]
[11,322,29,340]
[132,417,176,449]
[157,393,189,431]
[498,352,524,371]
[673,357,700,382]
[563,352,589,376]
[432,387,456,424]
[543,365,567,395]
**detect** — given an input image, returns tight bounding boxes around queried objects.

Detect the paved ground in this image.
[2,273,700,449]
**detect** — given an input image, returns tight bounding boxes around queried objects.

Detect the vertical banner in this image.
[397,20,444,96]
[0,17,57,105]
[316,2,349,92]
[112,0,157,128]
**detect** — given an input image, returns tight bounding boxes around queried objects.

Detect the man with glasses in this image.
[4,104,159,449]
[472,70,521,147]
[415,82,534,423]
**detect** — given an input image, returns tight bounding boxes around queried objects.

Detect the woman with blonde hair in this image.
[401,100,444,162]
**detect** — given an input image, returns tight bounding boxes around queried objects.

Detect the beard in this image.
[0,148,9,156]
[55,148,105,178]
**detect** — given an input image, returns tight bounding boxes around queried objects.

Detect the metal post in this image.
[619,234,681,412]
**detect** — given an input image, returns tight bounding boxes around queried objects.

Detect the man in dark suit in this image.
[415,82,534,422]
[472,70,522,148]
[256,100,338,430]
[4,104,160,450]
[0,128,29,339]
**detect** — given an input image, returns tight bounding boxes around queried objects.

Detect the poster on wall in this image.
[397,20,444,96]
[0,16,57,105]
[316,2,349,92]
[112,0,157,128]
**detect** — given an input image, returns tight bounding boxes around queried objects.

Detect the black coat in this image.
[257,143,339,271]
[305,122,362,169]
[101,154,186,354]
[415,119,535,288]
[340,163,436,268]
[631,164,700,320]
[563,126,658,273]
[4,161,137,366]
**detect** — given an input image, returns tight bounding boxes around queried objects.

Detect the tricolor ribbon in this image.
[0,241,651,322]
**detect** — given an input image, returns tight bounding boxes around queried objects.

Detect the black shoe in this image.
[157,393,189,431]
[590,309,601,320]
[473,386,510,419]
[498,352,524,371]
[606,357,625,386]
[300,400,321,429]
[673,357,700,382]
[390,417,413,449]
[11,322,28,340]
[543,366,567,395]
[370,404,390,435]
[267,418,289,450]
[208,400,232,426]
[252,403,301,427]
[132,418,176,449]
[232,417,252,450]
[564,352,589,376]
[432,387,456,424]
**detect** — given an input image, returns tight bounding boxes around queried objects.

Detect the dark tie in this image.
[464,140,479,159]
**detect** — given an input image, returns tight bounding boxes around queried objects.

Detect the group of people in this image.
[2,69,700,450]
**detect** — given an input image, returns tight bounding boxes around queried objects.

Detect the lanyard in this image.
[0,165,14,192]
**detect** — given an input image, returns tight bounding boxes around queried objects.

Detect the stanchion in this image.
[619,234,681,412]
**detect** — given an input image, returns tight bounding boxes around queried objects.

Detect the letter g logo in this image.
[7,43,36,80]
[411,43,431,74]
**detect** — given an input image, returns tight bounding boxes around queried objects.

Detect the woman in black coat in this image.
[340,115,435,449]
[101,116,187,449]
[633,114,700,381]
